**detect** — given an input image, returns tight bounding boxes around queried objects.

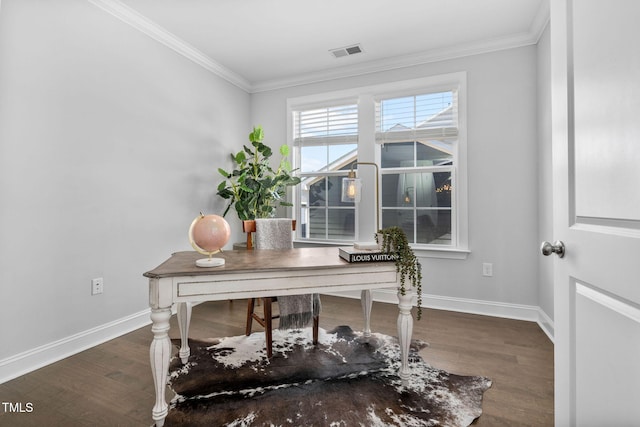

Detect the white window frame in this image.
[287,73,469,259]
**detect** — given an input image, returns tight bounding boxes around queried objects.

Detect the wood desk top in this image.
[144,247,391,279]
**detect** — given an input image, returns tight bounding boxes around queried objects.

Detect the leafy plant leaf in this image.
[234,151,246,164]
[249,126,264,143]
[217,188,233,199]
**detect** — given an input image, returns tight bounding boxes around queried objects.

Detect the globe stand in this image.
[195,255,225,268]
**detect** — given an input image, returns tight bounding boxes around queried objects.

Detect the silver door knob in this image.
[541,240,565,258]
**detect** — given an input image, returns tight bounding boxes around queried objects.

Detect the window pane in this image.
[380,96,415,130]
[299,173,355,241]
[379,91,454,131]
[382,208,452,245]
[383,172,452,209]
[433,171,452,208]
[382,173,415,208]
[417,209,451,244]
[300,206,309,238]
[329,144,357,166]
[381,141,414,168]
[305,207,355,240]
[301,144,357,173]
[301,146,326,173]
[381,209,415,244]
[296,105,358,138]
[308,208,326,239]
[415,171,452,208]
[416,92,454,127]
[382,170,453,245]
[382,141,454,169]
[307,177,327,207]
[327,175,354,207]
[416,140,453,164]
[303,175,354,208]
[328,209,355,240]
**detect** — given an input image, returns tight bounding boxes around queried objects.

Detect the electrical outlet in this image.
[482,263,493,277]
[91,277,104,295]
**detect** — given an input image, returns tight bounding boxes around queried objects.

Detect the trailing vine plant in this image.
[375,226,423,320]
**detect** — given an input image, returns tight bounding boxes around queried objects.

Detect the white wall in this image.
[0,0,249,374]
[536,22,554,331]
[251,46,541,315]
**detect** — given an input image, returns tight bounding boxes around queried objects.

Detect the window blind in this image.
[375,91,458,144]
[293,104,358,146]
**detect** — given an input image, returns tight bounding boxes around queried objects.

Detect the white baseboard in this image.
[536,307,555,343]
[0,308,152,385]
[325,289,555,342]
[0,294,555,385]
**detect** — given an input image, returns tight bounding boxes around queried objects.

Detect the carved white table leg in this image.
[397,291,414,385]
[177,302,191,364]
[150,308,172,427]
[361,289,372,338]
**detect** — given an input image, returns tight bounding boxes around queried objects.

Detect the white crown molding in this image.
[88,0,252,92]
[251,31,539,93]
[89,0,551,95]
[531,0,551,43]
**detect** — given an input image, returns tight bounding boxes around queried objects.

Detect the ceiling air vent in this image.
[330,44,363,59]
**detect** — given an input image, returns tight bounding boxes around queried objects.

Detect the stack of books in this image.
[338,246,397,263]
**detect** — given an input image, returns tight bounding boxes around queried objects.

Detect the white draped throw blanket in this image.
[255,218,321,330]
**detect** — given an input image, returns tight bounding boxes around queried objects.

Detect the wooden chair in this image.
[243,219,319,358]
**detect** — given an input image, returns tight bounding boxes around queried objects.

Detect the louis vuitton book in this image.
[338,246,397,263]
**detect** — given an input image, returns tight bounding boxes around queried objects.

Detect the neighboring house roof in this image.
[300,149,356,190]
[417,104,454,129]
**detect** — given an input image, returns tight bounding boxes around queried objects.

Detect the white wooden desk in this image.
[144,247,414,427]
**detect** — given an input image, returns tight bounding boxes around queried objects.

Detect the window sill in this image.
[412,246,470,260]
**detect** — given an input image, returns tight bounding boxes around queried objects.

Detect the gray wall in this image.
[0,0,249,363]
[251,46,542,312]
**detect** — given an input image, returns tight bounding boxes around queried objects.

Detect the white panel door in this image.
[550,1,640,426]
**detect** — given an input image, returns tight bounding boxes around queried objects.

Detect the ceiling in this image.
[99,0,548,92]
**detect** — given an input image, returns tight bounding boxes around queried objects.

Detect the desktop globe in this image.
[188,213,231,267]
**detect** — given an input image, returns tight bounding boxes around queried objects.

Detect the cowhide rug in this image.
[165,326,491,426]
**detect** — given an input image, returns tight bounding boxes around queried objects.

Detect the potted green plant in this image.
[217,126,301,221]
[375,226,423,320]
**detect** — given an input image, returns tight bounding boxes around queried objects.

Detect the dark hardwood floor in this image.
[0,296,553,426]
